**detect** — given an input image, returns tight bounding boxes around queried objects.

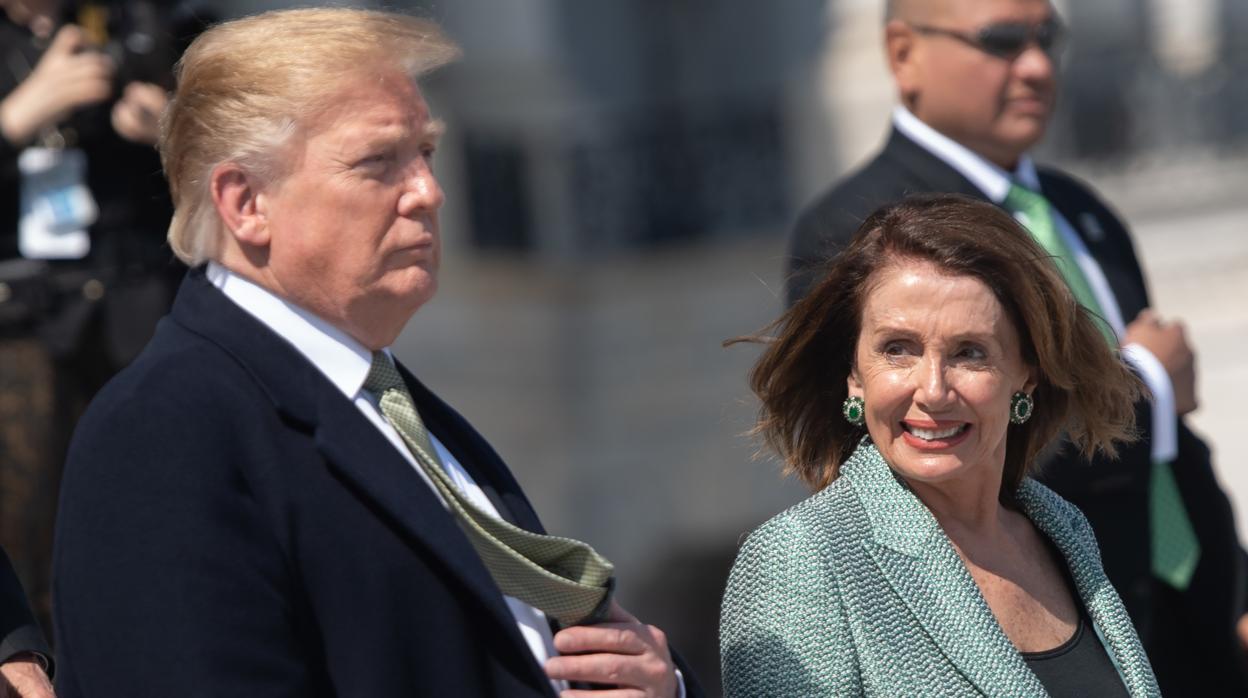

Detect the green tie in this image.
[1004,184,1115,344]
[364,352,615,625]
[1004,183,1200,590]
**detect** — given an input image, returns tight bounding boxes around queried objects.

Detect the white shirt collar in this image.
[205,262,380,400]
[891,106,1041,200]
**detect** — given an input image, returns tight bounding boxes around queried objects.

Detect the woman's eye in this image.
[882,341,909,356]
[957,345,987,360]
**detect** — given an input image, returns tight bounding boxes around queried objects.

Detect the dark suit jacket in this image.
[53,268,687,697]
[788,126,1248,694]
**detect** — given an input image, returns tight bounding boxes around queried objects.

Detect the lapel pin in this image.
[1078,212,1106,242]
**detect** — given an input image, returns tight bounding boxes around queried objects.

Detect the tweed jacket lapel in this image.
[842,444,1045,697]
[1016,480,1161,696]
[841,442,1159,697]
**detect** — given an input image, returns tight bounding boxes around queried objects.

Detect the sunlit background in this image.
[216,1,1248,692]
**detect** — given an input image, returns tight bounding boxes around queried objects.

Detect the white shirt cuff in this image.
[1122,342,1178,463]
[675,667,687,698]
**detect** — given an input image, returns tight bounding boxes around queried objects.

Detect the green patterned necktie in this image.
[1004,183,1200,590]
[1004,184,1116,344]
[364,352,615,625]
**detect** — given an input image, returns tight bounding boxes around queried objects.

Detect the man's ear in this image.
[885,19,920,107]
[210,163,269,249]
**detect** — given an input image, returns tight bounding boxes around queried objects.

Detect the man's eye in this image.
[359,152,394,167]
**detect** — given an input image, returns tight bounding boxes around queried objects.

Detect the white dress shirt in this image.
[892,107,1177,462]
[205,263,567,692]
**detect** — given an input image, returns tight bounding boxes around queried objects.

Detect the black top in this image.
[1021,536,1130,698]
[1023,613,1131,698]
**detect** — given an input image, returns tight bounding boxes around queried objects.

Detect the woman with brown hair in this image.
[720,194,1160,696]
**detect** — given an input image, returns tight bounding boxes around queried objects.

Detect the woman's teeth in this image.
[905,424,966,441]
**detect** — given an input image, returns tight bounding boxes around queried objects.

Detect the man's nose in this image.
[1014,41,1057,83]
[399,163,444,215]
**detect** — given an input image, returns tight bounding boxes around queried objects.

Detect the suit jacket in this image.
[787,126,1248,694]
[720,440,1161,697]
[52,268,632,697]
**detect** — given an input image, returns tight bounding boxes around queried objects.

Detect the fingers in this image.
[545,649,674,693]
[111,83,166,144]
[49,24,89,55]
[547,618,675,696]
[59,49,115,87]
[555,622,657,656]
[0,660,54,698]
[124,82,169,113]
[68,62,114,105]
[561,690,645,698]
[33,38,114,112]
[111,99,143,143]
[2,23,116,142]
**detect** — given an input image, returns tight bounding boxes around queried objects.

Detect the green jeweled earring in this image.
[1010,391,1034,425]
[842,396,865,425]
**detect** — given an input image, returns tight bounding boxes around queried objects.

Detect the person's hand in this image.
[0,657,54,698]
[111,82,167,145]
[1237,612,1248,655]
[1124,309,1198,415]
[546,601,678,698]
[0,24,114,146]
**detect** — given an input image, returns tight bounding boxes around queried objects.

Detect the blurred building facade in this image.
[219,1,1248,692]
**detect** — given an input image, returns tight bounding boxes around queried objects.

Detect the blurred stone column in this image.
[813,0,893,181]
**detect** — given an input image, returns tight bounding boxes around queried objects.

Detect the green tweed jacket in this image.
[720,441,1161,697]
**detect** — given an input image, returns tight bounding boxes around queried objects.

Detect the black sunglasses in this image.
[910,18,1066,60]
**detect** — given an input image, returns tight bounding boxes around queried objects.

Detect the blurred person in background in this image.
[723,195,1157,697]
[0,0,209,633]
[786,0,1248,692]
[53,8,702,697]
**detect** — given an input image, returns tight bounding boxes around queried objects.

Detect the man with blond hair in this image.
[53,9,698,697]
[788,0,1248,693]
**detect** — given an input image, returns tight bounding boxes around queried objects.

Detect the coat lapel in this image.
[882,127,989,199]
[1035,171,1151,325]
[170,269,530,648]
[400,365,547,534]
[844,444,1046,697]
[311,392,523,638]
[1017,480,1161,697]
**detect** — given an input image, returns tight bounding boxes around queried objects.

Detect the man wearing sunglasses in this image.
[786,0,1248,694]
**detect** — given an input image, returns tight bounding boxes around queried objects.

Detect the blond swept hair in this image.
[159,8,461,265]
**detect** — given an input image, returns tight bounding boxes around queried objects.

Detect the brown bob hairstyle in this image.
[746,194,1140,494]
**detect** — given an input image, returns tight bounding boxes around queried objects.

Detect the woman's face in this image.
[848,258,1034,490]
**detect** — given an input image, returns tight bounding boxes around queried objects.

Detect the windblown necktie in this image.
[364,352,615,625]
[1005,183,1200,590]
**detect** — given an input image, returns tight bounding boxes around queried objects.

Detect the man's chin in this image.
[998,119,1049,158]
